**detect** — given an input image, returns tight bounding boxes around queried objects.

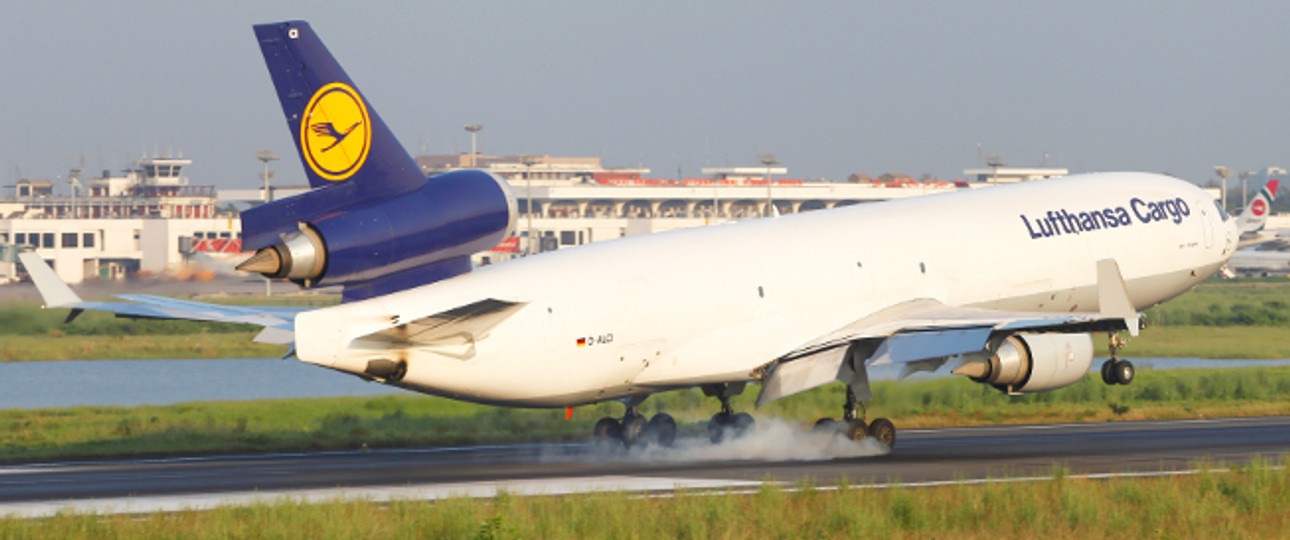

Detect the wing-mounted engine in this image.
[238,170,516,300]
[952,333,1093,394]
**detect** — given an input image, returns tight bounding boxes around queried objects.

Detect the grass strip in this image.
[2,458,1287,538]
[0,333,285,361]
[4,366,1289,464]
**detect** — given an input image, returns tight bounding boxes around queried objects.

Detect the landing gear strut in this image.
[592,401,677,449]
[706,391,755,444]
[1100,333,1135,386]
[813,386,897,449]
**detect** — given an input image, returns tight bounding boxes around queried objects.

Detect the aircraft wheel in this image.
[1100,359,1117,385]
[707,412,733,443]
[869,418,897,449]
[646,413,677,448]
[846,420,869,441]
[593,417,623,448]
[813,418,838,434]
[621,414,648,447]
[732,412,755,438]
[1112,360,1135,385]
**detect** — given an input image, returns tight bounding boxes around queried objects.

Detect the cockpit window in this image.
[1214,199,1231,221]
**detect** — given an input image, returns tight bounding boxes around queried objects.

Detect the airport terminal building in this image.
[1,153,1071,284]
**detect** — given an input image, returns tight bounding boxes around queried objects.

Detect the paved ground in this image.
[2,416,1286,517]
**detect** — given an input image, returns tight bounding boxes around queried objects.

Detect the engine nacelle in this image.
[953,333,1093,394]
[239,169,516,289]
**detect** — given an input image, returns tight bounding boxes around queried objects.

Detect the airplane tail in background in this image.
[238,21,517,302]
[1237,179,1279,234]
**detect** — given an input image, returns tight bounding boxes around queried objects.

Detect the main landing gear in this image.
[592,403,677,449]
[705,389,755,444]
[1100,333,1135,386]
[812,386,897,449]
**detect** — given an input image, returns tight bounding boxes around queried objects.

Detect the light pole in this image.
[1215,166,1231,213]
[520,155,541,255]
[464,124,483,168]
[1240,170,1255,209]
[759,153,779,217]
[256,149,278,203]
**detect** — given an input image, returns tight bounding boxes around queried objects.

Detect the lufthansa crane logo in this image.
[300,82,371,181]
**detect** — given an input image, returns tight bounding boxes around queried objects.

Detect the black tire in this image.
[732,412,755,438]
[1100,359,1116,385]
[707,412,733,444]
[869,417,897,449]
[593,417,623,448]
[1113,360,1135,385]
[621,415,648,447]
[846,420,869,441]
[813,418,837,434]
[647,413,678,448]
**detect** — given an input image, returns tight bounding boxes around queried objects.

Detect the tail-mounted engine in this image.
[237,169,516,298]
[952,333,1093,394]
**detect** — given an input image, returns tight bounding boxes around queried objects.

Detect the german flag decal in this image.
[577,338,587,347]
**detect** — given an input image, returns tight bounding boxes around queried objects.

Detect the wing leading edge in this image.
[756,258,1141,406]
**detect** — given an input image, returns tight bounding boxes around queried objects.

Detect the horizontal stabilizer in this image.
[18,252,81,308]
[18,252,300,339]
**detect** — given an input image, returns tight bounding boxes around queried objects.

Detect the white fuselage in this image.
[295,173,1236,407]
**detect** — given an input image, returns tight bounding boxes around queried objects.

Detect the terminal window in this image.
[42,233,55,248]
[83,233,95,248]
[62,233,78,248]
[14,233,25,245]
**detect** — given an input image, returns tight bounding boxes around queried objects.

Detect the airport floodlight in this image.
[759,154,779,217]
[464,124,484,167]
[519,155,542,255]
[1215,166,1231,212]
[257,149,279,203]
[1240,171,1255,209]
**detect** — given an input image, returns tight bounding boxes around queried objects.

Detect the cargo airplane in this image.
[19,21,1239,451]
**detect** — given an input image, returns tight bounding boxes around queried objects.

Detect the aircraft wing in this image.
[18,252,303,345]
[757,258,1140,405]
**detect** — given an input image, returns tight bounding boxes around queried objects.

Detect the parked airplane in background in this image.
[18,21,1240,452]
[1236,179,1280,247]
[1223,179,1287,277]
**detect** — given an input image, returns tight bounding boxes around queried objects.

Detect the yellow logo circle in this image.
[299,82,371,181]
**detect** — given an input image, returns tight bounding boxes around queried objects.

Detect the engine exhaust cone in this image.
[236,248,282,275]
[952,360,990,379]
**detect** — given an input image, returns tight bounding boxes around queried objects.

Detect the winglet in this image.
[17,252,83,309]
[1096,258,1140,337]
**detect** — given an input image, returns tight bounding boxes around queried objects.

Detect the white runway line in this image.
[0,475,764,519]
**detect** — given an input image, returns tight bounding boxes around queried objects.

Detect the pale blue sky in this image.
[2,1,1288,189]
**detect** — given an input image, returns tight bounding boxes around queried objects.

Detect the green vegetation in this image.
[0,333,282,361]
[4,459,1287,538]
[1094,325,1290,358]
[4,366,1289,463]
[1145,279,1290,327]
[0,297,334,360]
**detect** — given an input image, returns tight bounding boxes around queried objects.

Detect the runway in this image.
[2,416,1288,517]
